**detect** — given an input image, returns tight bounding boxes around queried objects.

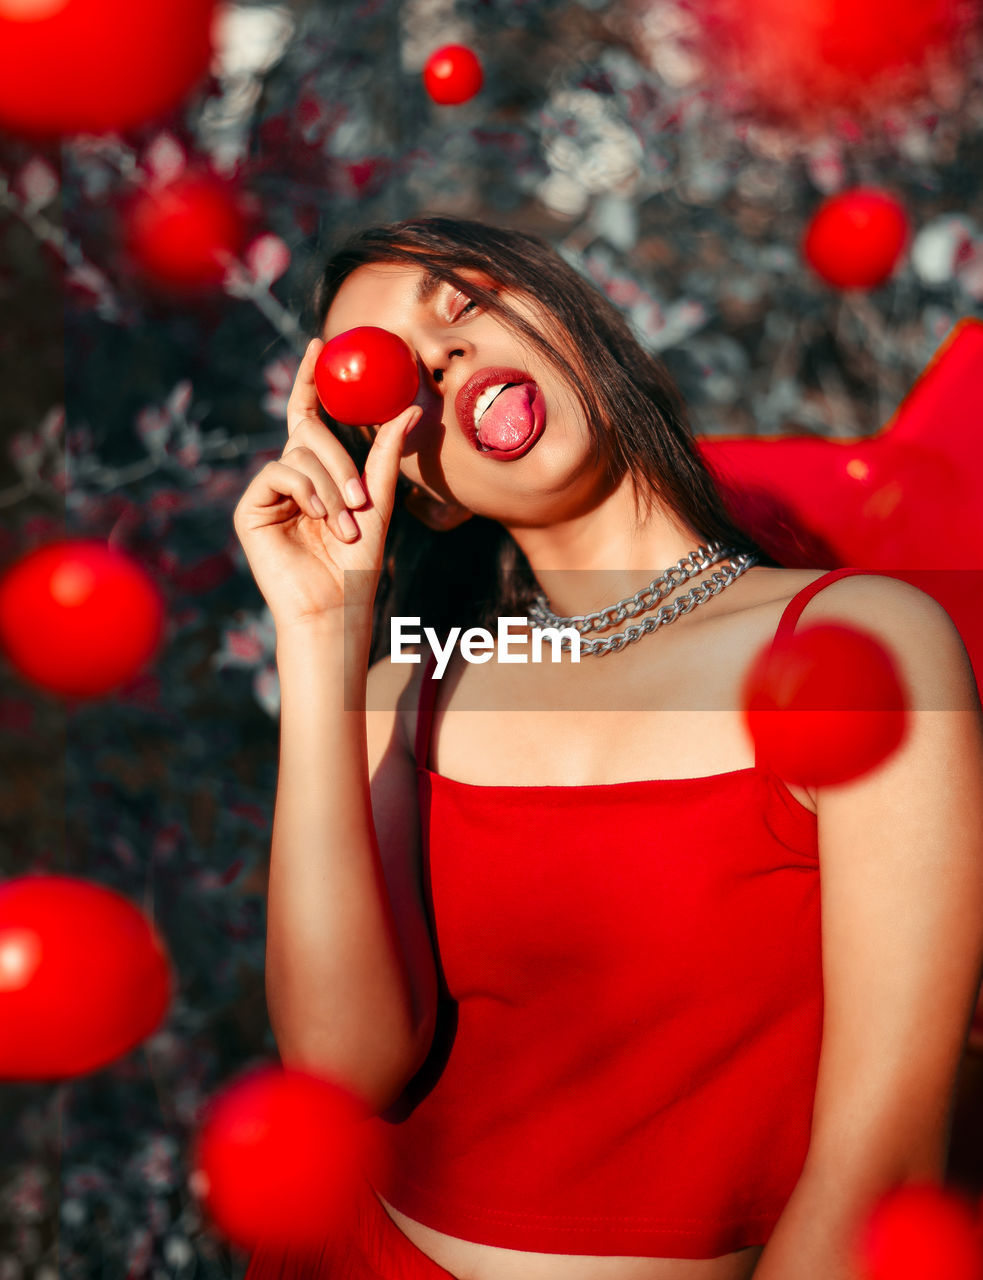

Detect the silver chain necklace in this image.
[527,540,759,657]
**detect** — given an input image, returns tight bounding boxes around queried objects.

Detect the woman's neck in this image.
[505,473,713,621]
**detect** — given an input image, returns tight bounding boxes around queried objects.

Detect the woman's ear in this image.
[404,484,474,531]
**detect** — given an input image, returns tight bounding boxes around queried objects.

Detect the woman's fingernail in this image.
[311,494,327,516]
[345,478,366,507]
[339,510,358,539]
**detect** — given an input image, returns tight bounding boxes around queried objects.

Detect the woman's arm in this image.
[264,613,438,1115]
[752,576,983,1280]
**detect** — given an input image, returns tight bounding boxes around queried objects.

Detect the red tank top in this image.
[372,568,874,1259]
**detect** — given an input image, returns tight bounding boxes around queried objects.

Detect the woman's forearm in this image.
[751,1151,942,1280]
[750,1168,869,1280]
[264,611,419,1113]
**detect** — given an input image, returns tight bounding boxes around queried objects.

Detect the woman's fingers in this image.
[362,404,422,519]
[280,447,360,541]
[286,338,324,437]
[278,347,421,543]
[282,419,367,509]
[250,454,360,543]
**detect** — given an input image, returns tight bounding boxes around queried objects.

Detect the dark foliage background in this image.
[1,0,982,1274]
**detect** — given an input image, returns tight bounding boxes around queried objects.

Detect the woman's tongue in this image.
[476,383,536,452]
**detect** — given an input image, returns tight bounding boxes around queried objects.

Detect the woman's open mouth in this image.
[455,367,547,461]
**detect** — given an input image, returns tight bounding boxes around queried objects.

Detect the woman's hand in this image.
[233,338,422,631]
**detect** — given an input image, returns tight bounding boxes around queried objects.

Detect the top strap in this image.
[771,567,875,646]
[755,566,879,772]
[413,651,441,771]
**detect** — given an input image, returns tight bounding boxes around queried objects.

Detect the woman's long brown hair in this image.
[310,217,783,664]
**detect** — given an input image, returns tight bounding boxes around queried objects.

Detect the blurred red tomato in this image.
[853,1182,983,1280]
[742,622,908,785]
[697,0,964,118]
[193,1064,387,1253]
[125,175,246,293]
[423,44,484,105]
[0,875,172,1079]
[0,0,215,137]
[315,327,420,427]
[803,189,909,290]
[0,540,165,699]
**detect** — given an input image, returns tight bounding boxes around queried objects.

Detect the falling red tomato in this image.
[315,327,420,427]
[125,174,246,292]
[0,875,172,1079]
[0,0,215,137]
[697,0,963,117]
[192,1064,386,1253]
[742,622,908,785]
[853,1182,983,1280]
[803,189,909,290]
[422,44,484,105]
[0,540,165,699]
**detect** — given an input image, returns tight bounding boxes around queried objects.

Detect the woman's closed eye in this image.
[443,280,501,323]
[448,289,480,321]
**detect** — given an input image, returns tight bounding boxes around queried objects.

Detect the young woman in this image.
[234,218,983,1280]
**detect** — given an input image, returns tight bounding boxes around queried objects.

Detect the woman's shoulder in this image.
[785,568,977,711]
[751,565,953,623]
[785,566,958,627]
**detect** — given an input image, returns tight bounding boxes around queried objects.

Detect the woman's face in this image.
[321,261,615,526]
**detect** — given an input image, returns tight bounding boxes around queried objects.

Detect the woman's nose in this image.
[417,338,471,391]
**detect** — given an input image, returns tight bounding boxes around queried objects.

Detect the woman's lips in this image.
[455,366,547,461]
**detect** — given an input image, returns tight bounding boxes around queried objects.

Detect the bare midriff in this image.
[376,1193,765,1280]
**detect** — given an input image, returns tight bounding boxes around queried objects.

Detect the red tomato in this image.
[696,0,960,118]
[853,1183,983,1280]
[125,175,246,292]
[314,327,420,427]
[803,189,909,290]
[422,44,484,105]
[0,0,215,137]
[0,875,172,1079]
[192,1064,389,1253]
[0,540,165,699]
[742,622,908,786]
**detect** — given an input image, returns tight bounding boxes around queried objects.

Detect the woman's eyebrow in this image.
[414,270,444,305]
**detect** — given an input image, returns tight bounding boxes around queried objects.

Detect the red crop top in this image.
[371,568,877,1259]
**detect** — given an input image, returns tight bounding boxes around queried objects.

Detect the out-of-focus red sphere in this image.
[853,1182,983,1280]
[0,540,165,699]
[192,1065,386,1253]
[803,190,909,290]
[0,0,216,137]
[742,622,908,786]
[315,327,420,427]
[0,875,172,1079]
[696,0,964,117]
[422,44,484,105]
[124,175,246,293]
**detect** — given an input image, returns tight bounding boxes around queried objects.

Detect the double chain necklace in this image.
[526,540,759,657]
